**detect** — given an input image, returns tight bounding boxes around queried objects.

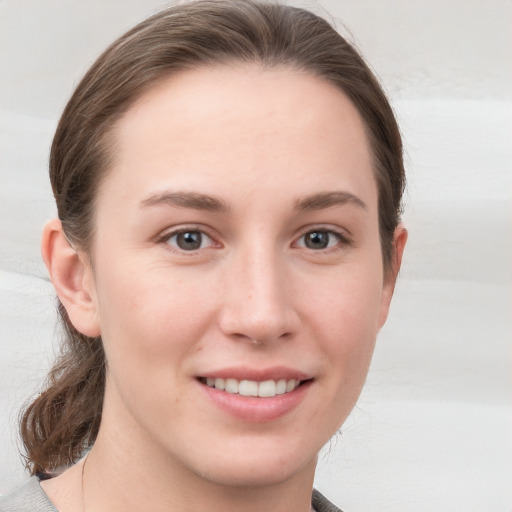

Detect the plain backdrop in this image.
[1,1,511,511]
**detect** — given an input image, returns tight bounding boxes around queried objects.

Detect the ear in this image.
[41,218,101,337]
[378,223,408,329]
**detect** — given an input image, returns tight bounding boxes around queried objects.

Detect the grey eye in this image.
[167,230,209,251]
[300,230,342,250]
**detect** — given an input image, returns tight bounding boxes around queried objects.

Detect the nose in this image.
[218,248,299,345]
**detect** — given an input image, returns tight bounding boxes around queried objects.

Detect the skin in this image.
[41,65,406,512]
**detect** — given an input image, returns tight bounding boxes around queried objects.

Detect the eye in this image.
[296,229,345,250]
[165,230,215,251]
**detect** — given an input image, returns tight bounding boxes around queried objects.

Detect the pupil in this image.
[305,231,328,249]
[177,231,202,250]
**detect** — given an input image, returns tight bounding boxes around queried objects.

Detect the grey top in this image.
[312,488,343,512]
[0,477,342,512]
[0,478,55,512]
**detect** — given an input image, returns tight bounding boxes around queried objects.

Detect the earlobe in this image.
[378,224,408,329]
[41,218,101,338]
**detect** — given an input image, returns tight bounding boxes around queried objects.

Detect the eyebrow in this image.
[294,191,367,211]
[140,190,366,214]
[140,191,229,213]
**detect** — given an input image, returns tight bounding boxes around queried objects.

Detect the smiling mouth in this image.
[199,377,305,398]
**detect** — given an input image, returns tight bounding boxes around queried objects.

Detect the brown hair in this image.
[20,0,405,475]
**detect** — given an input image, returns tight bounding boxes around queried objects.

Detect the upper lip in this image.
[198,366,312,382]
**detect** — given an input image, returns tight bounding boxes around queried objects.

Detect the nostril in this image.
[229,330,293,346]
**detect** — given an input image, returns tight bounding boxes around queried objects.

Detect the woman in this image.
[0,1,406,511]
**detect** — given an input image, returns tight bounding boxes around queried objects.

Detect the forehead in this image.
[102,64,377,211]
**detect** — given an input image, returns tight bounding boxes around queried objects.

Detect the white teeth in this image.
[205,377,301,397]
[276,379,287,395]
[258,380,276,397]
[286,379,297,392]
[239,380,258,396]
[225,378,238,394]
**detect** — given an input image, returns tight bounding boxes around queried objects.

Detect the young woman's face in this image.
[83,66,397,487]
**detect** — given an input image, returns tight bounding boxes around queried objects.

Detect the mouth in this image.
[197,370,313,422]
[199,377,303,398]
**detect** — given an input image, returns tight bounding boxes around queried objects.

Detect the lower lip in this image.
[199,380,312,423]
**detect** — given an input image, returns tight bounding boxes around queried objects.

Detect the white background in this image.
[1,1,511,510]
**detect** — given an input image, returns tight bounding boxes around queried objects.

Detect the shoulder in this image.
[312,488,344,512]
[0,477,57,512]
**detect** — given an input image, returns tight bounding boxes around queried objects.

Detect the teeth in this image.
[286,379,297,392]
[239,380,258,396]
[225,378,238,394]
[276,379,287,395]
[205,377,301,397]
[258,380,276,397]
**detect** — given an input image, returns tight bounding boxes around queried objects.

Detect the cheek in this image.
[92,267,215,426]
[93,265,214,373]
[307,262,384,378]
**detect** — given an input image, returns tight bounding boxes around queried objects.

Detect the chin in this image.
[199,459,315,489]
[183,441,319,489]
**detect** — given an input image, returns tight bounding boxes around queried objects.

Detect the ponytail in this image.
[20,302,105,475]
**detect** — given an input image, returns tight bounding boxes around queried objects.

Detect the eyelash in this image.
[156,226,350,254]
[157,227,219,253]
[294,228,351,253]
